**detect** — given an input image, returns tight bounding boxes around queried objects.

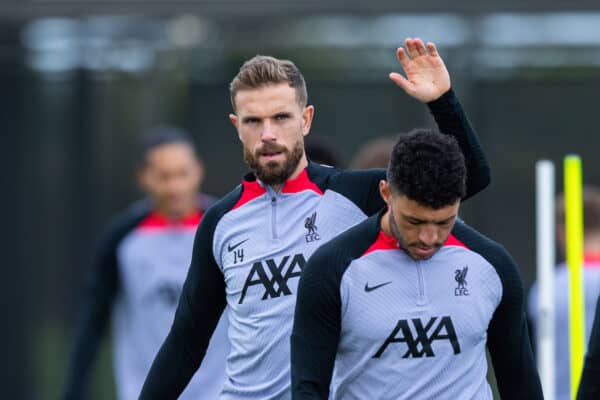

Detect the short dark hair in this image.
[139,125,198,165]
[229,55,307,111]
[387,128,466,209]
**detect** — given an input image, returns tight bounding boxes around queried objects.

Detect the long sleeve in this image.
[291,247,344,400]
[139,205,227,399]
[327,89,490,217]
[486,246,544,399]
[428,89,490,200]
[62,211,144,400]
[578,294,600,400]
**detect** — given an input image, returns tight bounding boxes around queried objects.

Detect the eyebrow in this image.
[403,214,456,224]
[241,116,261,123]
[241,111,293,123]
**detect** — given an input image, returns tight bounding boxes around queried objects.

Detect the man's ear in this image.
[229,113,238,128]
[302,105,315,136]
[229,113,241,141]
[379,180,391,206]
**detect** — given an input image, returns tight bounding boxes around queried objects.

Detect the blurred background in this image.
[4,1,600,399]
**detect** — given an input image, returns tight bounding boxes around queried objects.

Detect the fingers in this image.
[402,37,438,59]
[426,42,439,58]
[413,38,427,56]
[405,38,418,59]
[396,47,410,69]
[389,72,412,92]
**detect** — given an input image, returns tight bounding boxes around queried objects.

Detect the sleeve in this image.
[486,246,544,399]
[139,209,227,399]
[291,247,344,400]
[329,89,490,217]
[61,226,123,400]
[427,89,491,200]
[577,294,600,400]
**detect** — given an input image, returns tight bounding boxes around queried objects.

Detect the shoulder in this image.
[201,185,244,229]
[306,162,385,193]
[451,220,523,297]
[306,213,381,279]
[97,199,152,250]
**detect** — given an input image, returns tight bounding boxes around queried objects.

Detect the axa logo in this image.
[154,283,183,307]
[373,316,461,359]
[238,253,306,304]
[304,212,320,243]
[454,266,469,296]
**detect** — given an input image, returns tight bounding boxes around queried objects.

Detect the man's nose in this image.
[418,225,438,246]
[260,120,276,141]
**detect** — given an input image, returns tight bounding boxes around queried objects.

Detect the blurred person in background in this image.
[140,38,490,399]
[348,135,396,170]
[528,186,600,400]
[62,127,229,400]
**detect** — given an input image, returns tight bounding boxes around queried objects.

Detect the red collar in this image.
[233,168,323,210]
[138,210,202,230]
[362,229,466,257]
[584,253,600,266]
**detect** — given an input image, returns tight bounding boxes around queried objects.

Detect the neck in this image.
[270,155,309,193]
[380,208,393,237]
[154,202,197,221]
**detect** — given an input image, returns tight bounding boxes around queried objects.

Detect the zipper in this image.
[416,260,427,305]
[265,186,279,240]
[271,195,278,239]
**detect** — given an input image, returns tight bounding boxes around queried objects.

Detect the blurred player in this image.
[291,129,543,399]
[140,38,490,399]
[349,135,396,170]
[528,186,600,400]
[62,127,229,400]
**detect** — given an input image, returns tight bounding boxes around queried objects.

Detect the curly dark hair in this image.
[387,129,466,209]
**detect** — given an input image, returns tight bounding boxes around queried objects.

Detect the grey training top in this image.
[291,211,543,400]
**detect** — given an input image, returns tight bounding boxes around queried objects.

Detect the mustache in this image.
[257,143,288,155]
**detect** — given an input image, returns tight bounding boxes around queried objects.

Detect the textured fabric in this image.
[292,212,543,400]
[528,262,600,400]
[140,89,492,400]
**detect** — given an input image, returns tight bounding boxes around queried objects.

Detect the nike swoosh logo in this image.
[364,281,392,292]
[227,238,249,252]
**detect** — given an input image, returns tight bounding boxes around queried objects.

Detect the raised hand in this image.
[389,38,451,103]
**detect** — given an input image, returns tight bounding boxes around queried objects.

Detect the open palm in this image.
[390,38,451,103]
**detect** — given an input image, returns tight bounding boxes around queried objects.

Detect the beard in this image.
[388,206,443,260]
[243,139,304,186]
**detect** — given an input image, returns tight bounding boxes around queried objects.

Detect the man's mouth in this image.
[260,150,284,161]
[411,245,437,258]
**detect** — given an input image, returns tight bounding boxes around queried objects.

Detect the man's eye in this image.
[275,114,289,120]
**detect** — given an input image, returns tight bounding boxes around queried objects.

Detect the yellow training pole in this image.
[564,155,585,400]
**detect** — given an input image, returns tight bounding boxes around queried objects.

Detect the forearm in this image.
[62,262,117,399]
[428,89,490,199]
[291,333,335,400]
[139,327,201,399]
